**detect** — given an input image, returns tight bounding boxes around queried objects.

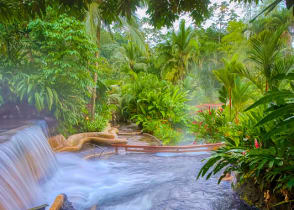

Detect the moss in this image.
[233,177,265,209]
[233,177,293,210]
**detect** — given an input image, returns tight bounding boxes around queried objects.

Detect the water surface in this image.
[42,152,250,210]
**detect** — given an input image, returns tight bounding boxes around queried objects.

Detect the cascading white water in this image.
[0,121,57,210]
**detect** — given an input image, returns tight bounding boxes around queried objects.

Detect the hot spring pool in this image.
[40,152,251,210]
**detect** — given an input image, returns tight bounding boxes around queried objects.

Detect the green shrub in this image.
[190,108,227,143]
[78,103,114,133]
[120,73,189,144]
[122,73,189,123]
[142,119,182,145]
[79,113,109,132]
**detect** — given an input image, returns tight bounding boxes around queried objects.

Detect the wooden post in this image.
[115,146,118,154]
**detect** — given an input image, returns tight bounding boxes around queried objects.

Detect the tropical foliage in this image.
[0,0,294,208]
[120,73,189,144]
[195,7,294,208]
[0,10,99,130]
[158,20,198,83]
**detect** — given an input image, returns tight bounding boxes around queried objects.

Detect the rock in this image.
[48,135,67,151]
[233,177,265,209]
[60,194,75,210]
[50,194,76,210]
[28,204,48,210]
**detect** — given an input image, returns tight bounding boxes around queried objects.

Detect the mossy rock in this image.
[233,177,292,210]
[233,178,265,209]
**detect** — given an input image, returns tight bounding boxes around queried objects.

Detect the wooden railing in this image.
[195,103,223,109]
[111,143,224,154]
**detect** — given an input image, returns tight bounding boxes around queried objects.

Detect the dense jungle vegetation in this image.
[0,0,294,208]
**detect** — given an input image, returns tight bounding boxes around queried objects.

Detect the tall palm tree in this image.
[246,9,292,45]
[112,41,148,78]
[248,25,285,92]
[85,1,102,120]
[231,76,252,123]
[270,56,294,89]
[213,58,242,118]
[270,9,293,48]
[234,47,293,94]
[85,2,146,119]
[159,19,198,83]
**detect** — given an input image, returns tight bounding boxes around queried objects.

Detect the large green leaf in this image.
[256,104,294,126]
[265,116,294,138]
[246,91,293,111]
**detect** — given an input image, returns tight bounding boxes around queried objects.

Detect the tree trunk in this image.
[90,57,98,120]
[90,19,101,120]
[235,111,239,124]
[219,22,221,44]
[229,88,232,120]
[265,80,269,93]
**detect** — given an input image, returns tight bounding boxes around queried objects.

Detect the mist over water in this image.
[0,122,250,210]
[42,152,250,210]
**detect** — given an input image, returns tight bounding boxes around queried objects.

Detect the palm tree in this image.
[108,17,148,79]
[270,9,293,48]
[234,45,293,94]
[85,1,102,120]
[231,76,252,123]
[213,58,242,119]
[159,19,198,83]
[245,18,267,37]
[246,9,292,45]
[248,25,285,92]
[85,2,146,119]
[112,41,148,79]
[123,42,140,71]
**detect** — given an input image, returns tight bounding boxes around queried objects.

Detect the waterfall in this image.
[0,121,57,209]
